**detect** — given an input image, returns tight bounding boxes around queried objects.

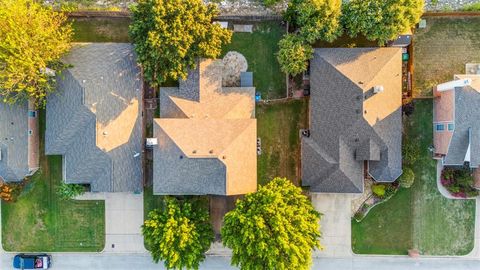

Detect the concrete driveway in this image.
[76,192,146,253]
[311,193,355,257]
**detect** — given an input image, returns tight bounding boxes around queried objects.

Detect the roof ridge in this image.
[218,119,256,163]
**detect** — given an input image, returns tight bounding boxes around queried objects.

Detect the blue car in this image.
[13,254,51,269]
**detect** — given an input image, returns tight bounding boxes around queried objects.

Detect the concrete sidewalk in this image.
[76,192,147,253]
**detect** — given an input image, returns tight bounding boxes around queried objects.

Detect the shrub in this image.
[56,183,85,200]
[372,184,386,198]
[399,167,415,188]
[462,3,480,11]
[0,183,14,202]
[441,167,479,198]
[402,140,420,165]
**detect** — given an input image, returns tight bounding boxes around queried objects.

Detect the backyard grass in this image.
[1,111,105,252]
[413,17,480,96]
[221,22,286,99]
[70,17,131,42]
[256,99,308,186]
[352,100,476,255]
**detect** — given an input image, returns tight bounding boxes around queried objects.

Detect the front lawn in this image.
[413,17,480,97]
[256,99,308,186]
[352,100,475,255]
[221,22,286,99]
[1,112,105,252]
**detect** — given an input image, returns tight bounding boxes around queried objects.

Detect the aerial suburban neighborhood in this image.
[0,0,480,269]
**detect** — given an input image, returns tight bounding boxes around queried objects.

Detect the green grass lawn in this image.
[413,17,480,96]
[352,100,475,255]
[1,112,105,252]
[352,188,413,255]
[256,99,308,186]
[221,22,286,99]
[70,17,131,42]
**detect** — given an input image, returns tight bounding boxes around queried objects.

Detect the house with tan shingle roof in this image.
[433,74,480,172]
[302,48,403,193]
[153,59,257,195]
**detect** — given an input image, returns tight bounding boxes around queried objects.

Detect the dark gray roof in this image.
[444,86,480,168]
[45,43,143,192]
[0,101,29,181]
[302,48,403,193]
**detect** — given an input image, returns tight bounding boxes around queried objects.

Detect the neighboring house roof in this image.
[0,101,29,182]
[45,43,143,192]
[154,59,257,195]
[435,75,480,168]
[302,48,403,193]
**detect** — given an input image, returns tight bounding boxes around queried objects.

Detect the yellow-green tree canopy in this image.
[342,0,424,45]
[143,197,214,270]
[0,0,72,107]
[129,0,232,88]
[285,0,343,43]
[277,34,314,76]
[222,178,322,270]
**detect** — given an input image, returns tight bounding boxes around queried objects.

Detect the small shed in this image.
[240,72,253,87]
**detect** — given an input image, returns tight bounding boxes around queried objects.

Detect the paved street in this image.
[3,253,480,270]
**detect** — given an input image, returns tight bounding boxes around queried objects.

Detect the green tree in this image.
[342,0,424,45]
[399,167,415,188]
[143,197,214,270]
[222,177,322,270]
[129,0,232,88]
[285,0,342,43]
[0,0,72,107]
[277,34,314,76]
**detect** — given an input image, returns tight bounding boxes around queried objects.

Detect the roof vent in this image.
[373,85,384,93]
[222,155,226,159]
[192,150,197,154]
[103,131,108,136]
[209,150,214,154]
[358,81,364,85]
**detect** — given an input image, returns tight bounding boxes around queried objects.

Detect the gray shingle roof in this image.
[0,101,29,182]
[444,84,480,168]
[45,43,143,192]
[302,48,403,193]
